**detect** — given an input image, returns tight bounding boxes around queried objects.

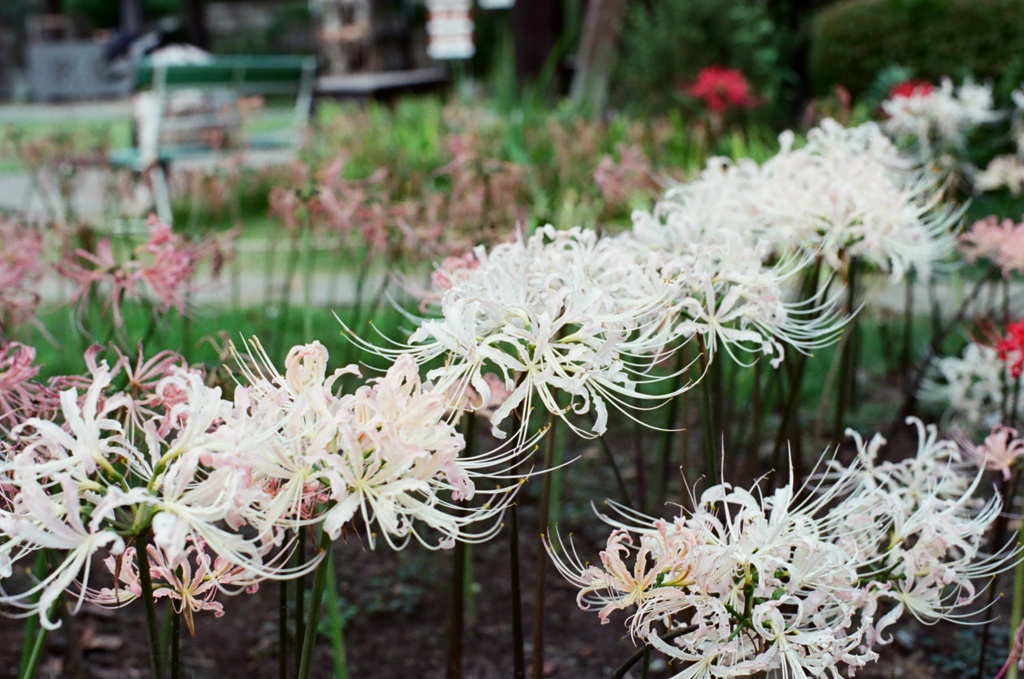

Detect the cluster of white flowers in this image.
[975,88,1024,195]
[919,341,1024,431]
[548,418,1015,679]
[881,78,1002,155]
[635,119,958,285]
[626,203,844,367]
[0,340,527,629]
[351,225,695,441]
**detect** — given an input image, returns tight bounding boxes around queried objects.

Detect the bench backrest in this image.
[136,55,318,156]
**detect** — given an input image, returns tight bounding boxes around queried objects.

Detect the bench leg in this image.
[149,163,173,226]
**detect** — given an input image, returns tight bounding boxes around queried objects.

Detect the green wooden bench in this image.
[108,54,317,223]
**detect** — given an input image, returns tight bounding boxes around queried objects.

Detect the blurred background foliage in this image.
[809,0,1024,102]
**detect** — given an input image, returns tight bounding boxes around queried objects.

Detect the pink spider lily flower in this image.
[961,425,1024,480]
[86,538,260,635]
[58,238,138,329]
[0,219,44,335]
[592,143,654,211]
[147,538,260,635]
[960,215,1024,278]
[0,342,48,429]
[57,217,218,330]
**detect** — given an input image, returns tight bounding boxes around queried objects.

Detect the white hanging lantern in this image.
[427,0,475,60]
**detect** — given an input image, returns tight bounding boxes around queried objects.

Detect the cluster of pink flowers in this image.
[960,215,1024,277]
[0,342,57,429]
[0,219,45,336]
[301,141,527,264]
[57,216,228,328]
[592,142,655,213]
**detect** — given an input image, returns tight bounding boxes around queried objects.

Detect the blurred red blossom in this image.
[684,66,759,113]
[889,80,934,100]
[996,320,1024,379]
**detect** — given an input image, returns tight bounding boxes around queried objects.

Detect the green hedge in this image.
[809,0,1024,97]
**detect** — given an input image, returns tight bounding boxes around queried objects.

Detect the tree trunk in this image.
[120,0,144,34]
[569,0,629,113]
[513,0,563,87]
[185,0,209,49]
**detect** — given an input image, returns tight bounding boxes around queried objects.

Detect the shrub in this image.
[611,0,792,118]
[809,0,1024,99]
[62,0,180,30]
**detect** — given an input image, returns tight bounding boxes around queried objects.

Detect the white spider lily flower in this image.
[233,340,533,551]
[919,341,1024,432]
[762,120,960,282]
[624,208,848,367]
[552,419,1018,677]
[343,225,695,440]
[0,476,125,629]
[642,119,958,284]
[8,361,134,480]
[548,471,872,677]
[826,418,1019,635]
[882,77,1002,155]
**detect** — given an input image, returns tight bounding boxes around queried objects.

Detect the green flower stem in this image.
[279,577,289,679]
[900,273,914,388]
[301,210,315,340]
[446,539,467,679]
[531,411,559,679]
[653,351,687,509]
[509,501,525,679]
[697,337,717,482]
[272,229,303,359]
[834,260,858,437]
[1009,534,1024,679]
[136,532,165,679]
[171,607,181,679]
[446,413,476,679]
[323,550,349,679]
[977,469,1020,679]
[18,551,48,678]
[297,531,333,679]
[609,625,698,679]
[263,223,279,310]
[19,601,55,679]
[295,529,307,665]
[595,432,633,508]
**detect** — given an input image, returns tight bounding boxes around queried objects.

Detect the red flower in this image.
[996,320,1024,379]
[684,66,759,113]
[889,80,933,99]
